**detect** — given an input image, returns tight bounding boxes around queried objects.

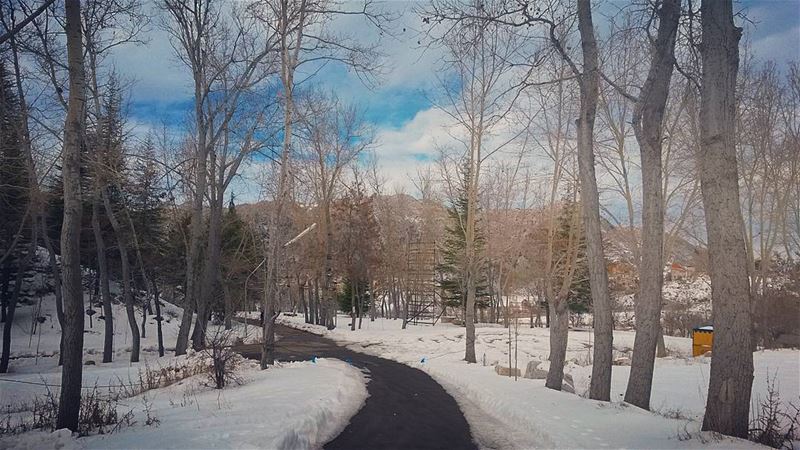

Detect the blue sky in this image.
[116,0,800,198]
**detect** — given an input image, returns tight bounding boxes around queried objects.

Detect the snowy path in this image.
[236,325,478,450]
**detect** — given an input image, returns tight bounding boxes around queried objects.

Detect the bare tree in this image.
[0,0,54,45]
[161,0,275,354]
[293,91,373,334]
[420,0,525,363]
[570,0,613,401]
[252,0,390,367]
[698,0,753,438]
[55,0,86,432]
[621,0,681,411]
[453,0,615,399]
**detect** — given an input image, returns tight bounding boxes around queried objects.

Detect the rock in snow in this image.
[523,360,548,379]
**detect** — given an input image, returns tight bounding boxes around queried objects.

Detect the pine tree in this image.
[0,59,33,374]
[337,278,371,315]
[553,198,591,317]
[437,162,490,315]
[218,198,261,328]
[128,136,166,275]
[0,61,26,251]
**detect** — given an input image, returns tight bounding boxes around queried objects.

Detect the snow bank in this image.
[3,287,367,450]
[1,359,368,450]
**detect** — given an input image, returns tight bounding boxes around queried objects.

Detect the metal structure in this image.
[404,241,441,326]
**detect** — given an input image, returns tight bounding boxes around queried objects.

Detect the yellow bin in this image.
[692,326,713,356]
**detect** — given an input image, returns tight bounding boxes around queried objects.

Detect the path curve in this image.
[236,324,477,450]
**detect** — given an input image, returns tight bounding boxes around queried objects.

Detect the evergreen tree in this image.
[0,58,34,373]
[337,278,371,314]
[553,199,591,316]
[437,162,490,312]
[127,135,166,276]
[216,198,261,326]
[0,61,26,251]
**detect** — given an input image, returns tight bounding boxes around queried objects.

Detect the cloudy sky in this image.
[115,0,800,202]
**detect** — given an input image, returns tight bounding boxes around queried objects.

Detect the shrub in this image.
[202,327,243,389]
[749,375,800,449]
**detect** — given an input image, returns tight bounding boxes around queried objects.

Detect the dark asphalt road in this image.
[236,324,477,450]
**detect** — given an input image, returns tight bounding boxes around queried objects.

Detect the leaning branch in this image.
[0,0,56,45]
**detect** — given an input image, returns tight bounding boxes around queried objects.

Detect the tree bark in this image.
[699,0,753,438]
[175,22,211,356]
[576,0,613,402]
[193,192,223,350]
[102,189,140,363]
[0,230,35,373]
[152,278,164,357]
[545,296,569,390]
[91,198,114,363]
[39,220,65,365]
[56,0,86,431]
[624,0,681,410]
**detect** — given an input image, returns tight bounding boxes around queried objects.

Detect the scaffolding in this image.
[404,241,440,325]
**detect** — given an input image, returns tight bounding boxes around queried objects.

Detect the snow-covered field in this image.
[3,358,367,450]
[1,296,368,450]
[280,314,799,449]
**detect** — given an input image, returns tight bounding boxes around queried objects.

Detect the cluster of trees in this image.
[0,0,796,441]
[411,0,798,439]
[0,0,391,431]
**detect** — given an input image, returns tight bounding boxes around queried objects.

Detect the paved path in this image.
[236,324,477,450]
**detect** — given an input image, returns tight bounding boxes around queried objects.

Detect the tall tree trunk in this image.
[357,281,363,329]
[175,56,211,358]
[624,0,681,410]
[699,0,753,437]
[56,0,86,431]
[91,198,114,363]
[322,202,336,331]
[350,281,356,331]
[194,194,223,350]
[152,278,164,357]
[301,279,308,323]
[545,296,568,390]
[102,190,140,363]
[0,229,35,373]
[310,278,317,325]
[39,220,66,365]
[576,0,613,402]
[464,135,480,364]
[224,283,233,330]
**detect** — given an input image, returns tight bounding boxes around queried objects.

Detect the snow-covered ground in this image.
[3,358,367,450]
[280,314,799,449]
[1,293,368,449]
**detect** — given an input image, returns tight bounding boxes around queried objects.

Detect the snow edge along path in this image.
[276,319,548,449]
[278,317,763,449]
[278,359,370,450]
[2,359,369,450]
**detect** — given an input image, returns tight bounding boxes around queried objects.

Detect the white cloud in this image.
[372,106,456,193]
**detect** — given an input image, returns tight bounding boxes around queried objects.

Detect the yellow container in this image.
[692,326,713,357]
